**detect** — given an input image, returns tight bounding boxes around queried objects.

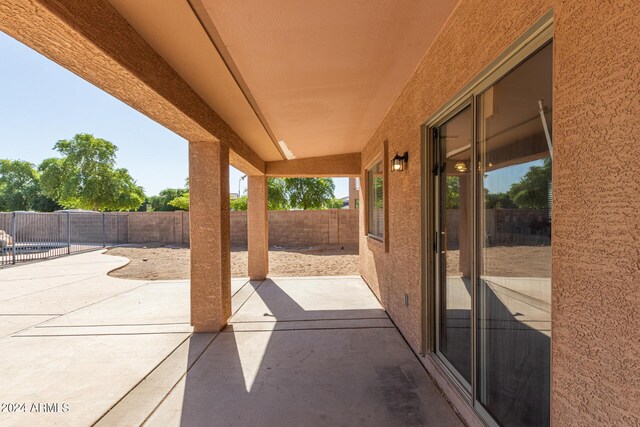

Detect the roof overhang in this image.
[108,0,460,162]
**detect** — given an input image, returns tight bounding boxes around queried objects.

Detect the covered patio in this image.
[0,251,461,426]
[2,0,638,425]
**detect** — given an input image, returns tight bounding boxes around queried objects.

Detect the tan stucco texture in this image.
[189,141,231,332]
[359,1,640,425]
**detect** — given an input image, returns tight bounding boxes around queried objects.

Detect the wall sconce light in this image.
[454,162,468,173]
[391,152,408,172]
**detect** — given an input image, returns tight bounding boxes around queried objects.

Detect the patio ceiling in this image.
[108,0,459,161]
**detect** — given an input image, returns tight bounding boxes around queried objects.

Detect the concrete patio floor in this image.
[0,251,462,426]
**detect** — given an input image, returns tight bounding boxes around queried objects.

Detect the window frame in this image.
[366,160,384,240]
[364,140,389,251]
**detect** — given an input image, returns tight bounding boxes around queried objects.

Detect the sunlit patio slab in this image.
[0,251,131,279]
[0,251,145,316]
[0,273,104,301]
[0,332,191,426]
[0,275,144,316]
[0,314,56,338]
[0,252,461,426]
[229,276,388,323]
[42,280,191,328]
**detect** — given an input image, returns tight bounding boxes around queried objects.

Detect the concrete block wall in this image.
[103,214,128,244]
[267,209,357,246]
[231,209,358,246]
[337,208,359,245]
[230,212,247,246]
[0,210,358,247]
[126,211,188,245]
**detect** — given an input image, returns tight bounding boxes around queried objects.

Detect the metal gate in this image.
[0,211,127,267]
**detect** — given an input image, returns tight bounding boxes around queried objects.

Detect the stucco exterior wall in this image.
[358,0,640,425]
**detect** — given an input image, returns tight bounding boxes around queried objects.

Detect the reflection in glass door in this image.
[435,105,473,386]
[430,41,553,426]
[476,43,552,426]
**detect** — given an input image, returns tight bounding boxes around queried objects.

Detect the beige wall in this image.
[54,210,358,247]
[127,211,189,244]
[234,209,358,246]
[230,212,248,246]
[358,1,640,425]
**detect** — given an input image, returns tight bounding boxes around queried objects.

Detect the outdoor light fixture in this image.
[454,162,468,173]
[391,152,408,172]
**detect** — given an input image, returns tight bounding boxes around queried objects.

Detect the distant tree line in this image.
[0,159,61,212]
[446,158,552,209]
[144,177,343,212]
[1,134,143,212]
[228,178,344,211]
[1,133,345,213]
[161,177,344,212]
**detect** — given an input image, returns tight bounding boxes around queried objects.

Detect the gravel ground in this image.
[106,244,359,280]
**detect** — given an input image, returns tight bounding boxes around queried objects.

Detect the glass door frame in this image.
[432,99,476,395]
[420,11,554,427]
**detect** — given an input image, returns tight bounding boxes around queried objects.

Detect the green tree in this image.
[284,178,335,210]
[0,159,39,211]
[226,178,289,211]
[325,198,345,209]
[164,178,190,211]
[38,158,65,202]
[137,197,152,212]
[229,195,247,211]
[508,159,552,209]
[485,191,517,209]
[168,193,190,210]
[148,188,188,211]
[446,176,460,209]
[32,194,62,212]
[168,177,339,211]
[268,178,288,210]
[0,159,59,211]
[39,134,145,211]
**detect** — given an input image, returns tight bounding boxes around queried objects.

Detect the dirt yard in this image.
[446,245,551,277]
[106,244,359,280]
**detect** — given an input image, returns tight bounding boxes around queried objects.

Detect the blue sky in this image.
[0,31,348,198]
[484,160,544,194]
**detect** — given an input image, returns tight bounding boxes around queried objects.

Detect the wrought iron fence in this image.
[0,211,125,267]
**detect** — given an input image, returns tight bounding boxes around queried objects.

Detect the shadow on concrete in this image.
[439,276,550,426]
[161,279,461,427]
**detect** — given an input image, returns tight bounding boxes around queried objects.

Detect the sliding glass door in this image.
[435,105,473,387]
[431,41,552,427]
[476,42,552,426]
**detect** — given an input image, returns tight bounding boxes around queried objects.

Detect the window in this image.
[367,161,384,239]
